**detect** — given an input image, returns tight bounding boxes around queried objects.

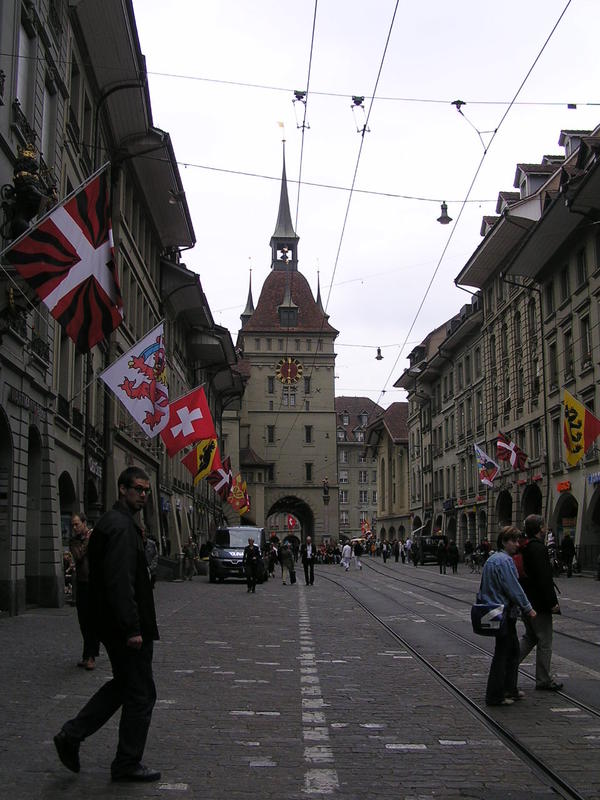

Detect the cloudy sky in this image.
[132,0,599,409]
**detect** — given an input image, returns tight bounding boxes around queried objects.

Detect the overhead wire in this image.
[374,0,574,408]
[3,50,597,108]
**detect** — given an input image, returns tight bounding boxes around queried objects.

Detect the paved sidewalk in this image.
[0,568,583,799]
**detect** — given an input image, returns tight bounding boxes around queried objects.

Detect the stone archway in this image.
[522,483,542,519]
[0,409,13,613]
[266,495,316,544]
[412,516,422,533]
[446,515,457,542]
[26,427,43,604]
[496,490,513,527]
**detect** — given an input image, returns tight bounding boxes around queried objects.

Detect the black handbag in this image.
[471,602,507,636]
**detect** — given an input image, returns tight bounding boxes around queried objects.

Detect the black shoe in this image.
[54,730,80,773]
[112,764,161,782]
[535,681,563,691]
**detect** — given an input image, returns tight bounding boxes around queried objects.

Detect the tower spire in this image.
[240,267,254,327]
[316,270,324,313]
[270,140,299,271]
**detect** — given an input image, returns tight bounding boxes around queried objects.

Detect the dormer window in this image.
[279,307,298,327]
[337,429,347,441]
[342,413,349,426]
[359,412,367,426]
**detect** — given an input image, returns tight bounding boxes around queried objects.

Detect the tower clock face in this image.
[276,357,303,384]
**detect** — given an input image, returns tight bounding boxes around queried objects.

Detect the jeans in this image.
[519,612,553,686]
[486,617,520,704]
[63,640,156,774]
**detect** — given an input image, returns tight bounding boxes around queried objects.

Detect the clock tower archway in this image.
[266,494,316,543]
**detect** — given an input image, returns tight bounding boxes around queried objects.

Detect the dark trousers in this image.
[303,559,314,585]
[486,618,519,704]
[75,582,100,660]
[245,564,258,591]
[63,640,156,774]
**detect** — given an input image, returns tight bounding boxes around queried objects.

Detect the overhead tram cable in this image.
[375,0,574,408]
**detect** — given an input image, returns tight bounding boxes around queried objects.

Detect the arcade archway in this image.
[0,410,13,612]
[552,492,578,549]
[522,483,542,519]
[496,490,513,527]
[583,484,600,569]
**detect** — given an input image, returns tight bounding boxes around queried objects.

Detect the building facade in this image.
[0,0,241,613]
[398,124,600,567]
[365,402,410,541]
[335,397,383,539]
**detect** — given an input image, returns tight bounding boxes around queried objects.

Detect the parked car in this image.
[209,526,268,583]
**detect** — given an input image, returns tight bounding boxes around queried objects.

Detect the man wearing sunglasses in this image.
[54,466,161,783]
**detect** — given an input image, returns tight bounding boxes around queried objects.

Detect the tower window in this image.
[267,425,275,444]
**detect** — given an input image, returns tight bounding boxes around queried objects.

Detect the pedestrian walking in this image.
[54,466,160,782]
[518,514,563,691]
[69,513,100,670]
[300,535,316,585]
[447,540,459,575]
[478,527,536,706]
[382,541,389,563]
[560,533,576,577]
[242,537,261,593]
[341,541,352,571]
[437,539,448,574]
[393,540,400,563]
[182,536,197,580]
[279,542,295,584]
[354,540,364,570]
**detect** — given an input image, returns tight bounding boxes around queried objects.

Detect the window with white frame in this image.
[339,489,348,504]
[339,449,348,463]
[339,470,349,484]
[358,470,367,484]
[359,490,368,504]
[340,511,349,526]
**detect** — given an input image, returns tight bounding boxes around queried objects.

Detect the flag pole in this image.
[0,161,111,262]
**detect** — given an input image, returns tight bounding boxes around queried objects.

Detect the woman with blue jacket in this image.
[479,527,536,706]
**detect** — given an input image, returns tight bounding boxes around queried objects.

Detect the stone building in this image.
[365,402,410,541]
[236,152,339,544]
[396,299,485,548]
[334,396,383,539]
[0,0,240,613]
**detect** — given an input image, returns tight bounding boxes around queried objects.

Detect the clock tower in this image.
[235,148,339,544]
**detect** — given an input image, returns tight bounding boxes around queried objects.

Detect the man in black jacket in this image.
[518,514,563,691]
[54,466,161,782]
[243,537,261,593]
[300,536,315,585]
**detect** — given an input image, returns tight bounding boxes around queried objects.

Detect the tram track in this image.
[321,570,591,800]
[361,559,600,649]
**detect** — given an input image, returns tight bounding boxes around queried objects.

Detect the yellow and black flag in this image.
[181,438,219,485]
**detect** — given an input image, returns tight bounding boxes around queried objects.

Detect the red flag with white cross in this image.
[160,386,216,457]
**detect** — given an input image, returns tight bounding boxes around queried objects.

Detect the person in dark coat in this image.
[447,540,459,574]
[243,537,261,593]
[518,514,563,691]
[560,533,576,577]
[437,539,448,574]
[69,512,100,670]
[300,536,316,585]
[54,466,160,783]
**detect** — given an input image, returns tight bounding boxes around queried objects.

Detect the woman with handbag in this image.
[479,527,536,706]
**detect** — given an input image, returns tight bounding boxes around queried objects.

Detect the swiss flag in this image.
[160,386,216,457]
[287,514,296,530]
